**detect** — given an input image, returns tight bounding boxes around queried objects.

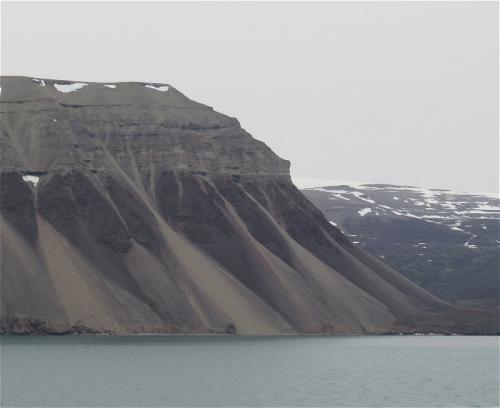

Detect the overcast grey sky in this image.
[2,2,498,193]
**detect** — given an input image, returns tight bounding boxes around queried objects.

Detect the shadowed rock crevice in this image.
[37,171,132,253]
[0,172,38,244]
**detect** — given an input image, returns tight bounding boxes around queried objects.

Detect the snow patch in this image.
[421,215,449,219]
[449,221,463,231]
[401,212,428,220]
[103,84,116,89]
[32,78,46,87]
[351,191,375,204]
[358,208,372,217]
[409,200,426,206]
[441,202,457,210]
[455,209,500,215]
[332,194,349,201]
[424,198,439,206]
[22,175,40,187]
[322,189,352,195]
[390,209,404,216]
[145,84,169,92]
[463,234,477,248]
[475,204,500,211]
[54,82,88,93]
[312,187,343,193]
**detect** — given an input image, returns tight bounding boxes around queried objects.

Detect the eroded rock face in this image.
[0,172,37,244]
[1,76,498,335]
[0,77,289,182]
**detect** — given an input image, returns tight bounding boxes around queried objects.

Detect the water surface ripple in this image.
[1,335,498,407]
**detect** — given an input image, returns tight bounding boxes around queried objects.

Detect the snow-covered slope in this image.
[300,182,500,309]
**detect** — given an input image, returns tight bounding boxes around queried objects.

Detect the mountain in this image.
[299,182,499,309]
[1,76,497,335]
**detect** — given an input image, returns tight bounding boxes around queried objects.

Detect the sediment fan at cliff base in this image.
[1,76,497,334]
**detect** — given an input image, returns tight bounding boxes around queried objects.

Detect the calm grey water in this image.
[1,335,498,407]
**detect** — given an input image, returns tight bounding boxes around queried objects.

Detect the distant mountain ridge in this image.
[293,177,499,198]
[299,180,499,309]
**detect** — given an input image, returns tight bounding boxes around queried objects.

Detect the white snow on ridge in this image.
[454,209,500,216]
[332,194,349,201]
[22,175,40,187]
[103,84,116,89]
[54,82,88,93]
[390,185,499,200]
[351,191,375,204]
[358,208,372,217]
[291,177,369,189]
[310,186,375,204]
[408,199,426,206]
[441,202,457,210]
[293,176,499,199]
[312,188,349,194]
[145,84,169,92]
[401,212,425,220]
[475,204,500,211]
[32,78,46,87]
[421,215,449,219]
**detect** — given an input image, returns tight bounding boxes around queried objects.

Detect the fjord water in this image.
[1,336,498,407]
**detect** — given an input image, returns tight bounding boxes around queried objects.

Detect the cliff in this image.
[1,76,497,334]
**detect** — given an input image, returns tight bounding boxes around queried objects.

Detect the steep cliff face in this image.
[1,76,497,334]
